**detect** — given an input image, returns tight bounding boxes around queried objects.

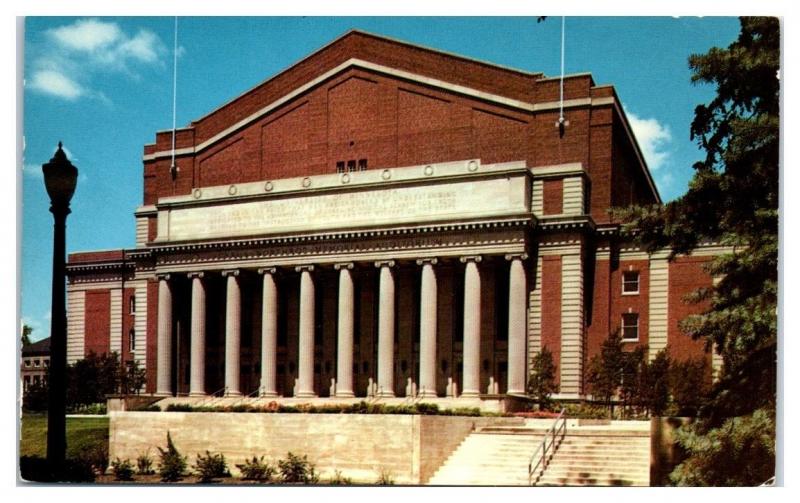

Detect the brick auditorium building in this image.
[65,30,721,403]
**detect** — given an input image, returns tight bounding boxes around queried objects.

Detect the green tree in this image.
[21,324,33,347]
[640,349,671,417]
[66,351,123,408]
[619,345,646,418]
[527,347,558,410]
[616,17,778,485]
[586,332,625,414]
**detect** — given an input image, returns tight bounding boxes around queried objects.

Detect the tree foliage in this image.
[527,347,558,410]
[21,324,33,347]
[615,17,778,484]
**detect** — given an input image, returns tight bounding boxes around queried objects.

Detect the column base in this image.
[154,391,173,397]
[259,391,279,398]
[506,388,526,396]
[417,390,438,399]
[335,391,355,398]
[459,391,480,399]
[377,390,396,398]
[294,391,317,398]
[224,391,242,397]
[188,391,207,397]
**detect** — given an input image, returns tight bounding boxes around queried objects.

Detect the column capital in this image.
[415,257,439,266]
[295,264,315,273]
[459,255,483,264]
[505,252,529,261]
[156,272,171,281]
[334,262,354,271]
[222,269,240,277]
[187,271,205,279]
[258,267,277,275]
[374,260,396,268]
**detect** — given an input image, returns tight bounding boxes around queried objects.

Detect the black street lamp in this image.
[42,142,78,479]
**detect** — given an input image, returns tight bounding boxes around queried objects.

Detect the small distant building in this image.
[21,337,50,391]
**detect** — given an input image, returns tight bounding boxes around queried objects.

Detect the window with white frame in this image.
[621,313,639,340]
[129,296,136,314]
[622,270,640,294]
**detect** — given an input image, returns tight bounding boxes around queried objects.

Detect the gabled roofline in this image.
[187,29,545,129]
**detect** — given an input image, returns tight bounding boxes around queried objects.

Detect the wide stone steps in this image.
[428,424,652,486]
[427,431,546,485]
[532,434,651,487]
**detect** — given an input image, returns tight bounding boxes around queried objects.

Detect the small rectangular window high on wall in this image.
[621,313,639,340]
[358,159,367,171]
[622,270,640,294]
[347,160,357,172]
[336,161,346,174]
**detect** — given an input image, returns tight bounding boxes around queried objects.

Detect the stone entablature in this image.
[153,159,531,243]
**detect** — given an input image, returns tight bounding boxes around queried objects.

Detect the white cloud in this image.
[28,18,167,102]
[627,110,673,172]
[28,70,84,100]
[48,18,122,52]
[22,163,43,180]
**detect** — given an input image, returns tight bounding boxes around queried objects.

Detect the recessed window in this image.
[621,313,639,341]
[336,161,346,174]
[129,296,136,314]
[24,359,31,368]
[34,359,40,367]
[622,270,640,294]
[358,159,367,171]
[347,160,356,172]
[129,328,136,351]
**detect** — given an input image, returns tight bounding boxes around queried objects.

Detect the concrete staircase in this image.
[427,423,651,486]
[534,430,650,486]
[427,426,546,485]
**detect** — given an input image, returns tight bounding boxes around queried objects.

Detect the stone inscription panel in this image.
[162,175,528,241]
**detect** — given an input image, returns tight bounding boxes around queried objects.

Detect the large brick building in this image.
[65,30,719,401]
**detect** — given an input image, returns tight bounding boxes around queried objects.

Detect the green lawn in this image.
[20,413,109,460]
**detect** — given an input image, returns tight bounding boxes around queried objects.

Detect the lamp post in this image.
[42,142,78,479]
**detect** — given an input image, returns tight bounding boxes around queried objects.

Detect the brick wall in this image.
[668,257,713,363]
[84,290,111,356]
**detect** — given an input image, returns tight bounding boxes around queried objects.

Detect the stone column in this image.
[223,270,242,397]
[375,260,396,397]
[335,263,355,397]
[188,272,207,397]
[155,274,173,396]
[506,253,529,395]
[460,256,482,398]
[296,265,317,398]
[417,258,438,398]
[259,268,278,397]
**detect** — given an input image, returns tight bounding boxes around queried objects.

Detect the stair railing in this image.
[528,408,567,485]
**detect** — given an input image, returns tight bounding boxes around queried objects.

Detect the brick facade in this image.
[65,30,716,398]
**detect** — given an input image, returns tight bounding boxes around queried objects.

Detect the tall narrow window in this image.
[129,328,136,351]
[129,295,136,314]
[347,160,357,172]
[622,270,640,294]
[621,313,639,341]
[357,159,367,171]
[336,161,345,173]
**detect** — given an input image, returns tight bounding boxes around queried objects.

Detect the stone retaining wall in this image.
[109,412,519,484]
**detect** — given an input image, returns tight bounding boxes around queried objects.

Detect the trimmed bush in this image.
[236,456,275,482]
[111,458,135,481]
[278,452,318,484]
[193,451,231,482]
[136,452,155,475]
[157,432,188,482]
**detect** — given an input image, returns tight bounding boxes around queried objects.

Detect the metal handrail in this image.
[528,408,567,485]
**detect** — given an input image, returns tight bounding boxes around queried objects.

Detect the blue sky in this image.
[20,16,741,342]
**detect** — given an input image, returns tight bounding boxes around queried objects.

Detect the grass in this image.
[20,413,109,460]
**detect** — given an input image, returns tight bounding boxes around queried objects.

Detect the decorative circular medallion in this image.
[341,173,351,184]
[192,188,202,199]
[264,181,274,192]
[228,185,237,195]
[381,169,392,180]
[467,160,479,172]
[424,165,434,176]
[302,177,312,188]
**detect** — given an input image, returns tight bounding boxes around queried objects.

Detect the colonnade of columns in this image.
[154,253,529,398]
